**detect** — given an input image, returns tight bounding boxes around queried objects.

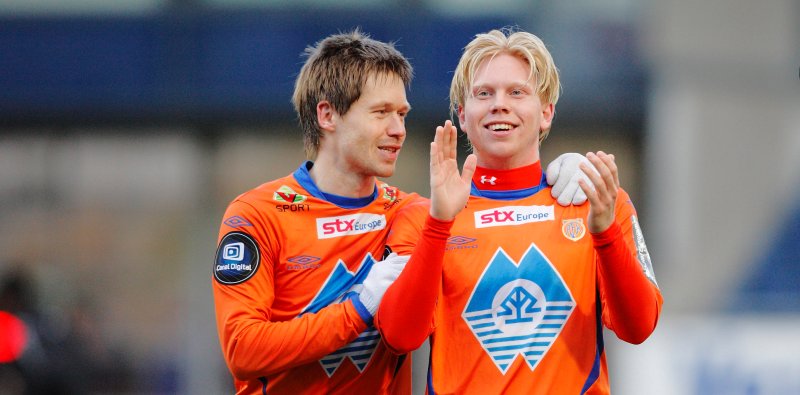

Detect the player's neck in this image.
[308,157,376,198]
[472,161,542,191]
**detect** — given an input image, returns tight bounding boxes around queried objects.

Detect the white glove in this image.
[546,153,598,206]
[358,253,409,315]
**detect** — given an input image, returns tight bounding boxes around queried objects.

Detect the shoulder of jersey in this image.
[233,176,309,204]
[375,182,418,209]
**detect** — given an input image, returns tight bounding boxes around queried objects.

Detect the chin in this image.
[375,165,396,178]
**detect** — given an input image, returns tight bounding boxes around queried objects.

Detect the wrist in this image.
[591,221,622,247]
[424,214,455,235]
[345,292,374,326]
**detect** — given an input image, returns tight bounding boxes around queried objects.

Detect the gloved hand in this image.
[546,152,598,206]
[358,253,409,315]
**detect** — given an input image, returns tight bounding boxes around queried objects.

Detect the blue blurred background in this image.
[0,0,798,394]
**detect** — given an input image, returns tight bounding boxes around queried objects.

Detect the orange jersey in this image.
[212,162,418,394]
[386,175,661,394]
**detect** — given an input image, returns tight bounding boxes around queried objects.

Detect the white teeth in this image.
[489,124,512,131]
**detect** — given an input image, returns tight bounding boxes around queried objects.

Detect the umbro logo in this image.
[446,236,478,251]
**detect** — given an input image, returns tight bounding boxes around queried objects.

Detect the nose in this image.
[387,113,406,139]
[490,95,510,113]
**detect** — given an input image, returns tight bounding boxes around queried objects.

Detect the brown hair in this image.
[292,30,413,159]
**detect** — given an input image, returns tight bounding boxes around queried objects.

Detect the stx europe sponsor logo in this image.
[474,205,555,228]
[316,213,387,239]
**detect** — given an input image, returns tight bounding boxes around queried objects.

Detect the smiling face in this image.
[458,52,554,170]
[326,72,410,179]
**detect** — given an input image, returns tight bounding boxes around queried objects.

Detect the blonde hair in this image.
[292,30,413,159]
[450,28,561,142]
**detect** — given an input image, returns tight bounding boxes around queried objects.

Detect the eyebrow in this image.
[471,81,533,91]
[370,101,411,112]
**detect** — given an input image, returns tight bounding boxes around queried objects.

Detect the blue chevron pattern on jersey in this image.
[463,244,575,374]
[300,254,380,377]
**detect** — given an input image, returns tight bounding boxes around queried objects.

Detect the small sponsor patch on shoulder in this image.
[214,232,260,285]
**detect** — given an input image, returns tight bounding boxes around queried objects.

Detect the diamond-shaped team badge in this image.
[462,245,575,374]
[300,254,381,377]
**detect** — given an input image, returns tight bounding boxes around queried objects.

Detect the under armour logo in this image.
[481,175,497,185]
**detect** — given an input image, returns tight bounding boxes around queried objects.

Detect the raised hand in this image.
[429,120,477,221]
[578,151,620,233]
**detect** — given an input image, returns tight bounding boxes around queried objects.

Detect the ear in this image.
[540,102,555,131]
[457,105,466,130]
[316,101,336,132]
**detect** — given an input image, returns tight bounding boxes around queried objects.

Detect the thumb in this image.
[461,154,478,184]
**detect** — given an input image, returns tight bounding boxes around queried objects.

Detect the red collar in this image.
[471,162,542,191]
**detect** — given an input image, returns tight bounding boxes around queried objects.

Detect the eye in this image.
[475,90,490,98]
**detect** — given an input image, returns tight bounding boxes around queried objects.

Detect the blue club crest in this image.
[301,253,381,377]
[462,245,575,374]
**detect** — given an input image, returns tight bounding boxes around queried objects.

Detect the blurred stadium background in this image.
[0,0,798,394]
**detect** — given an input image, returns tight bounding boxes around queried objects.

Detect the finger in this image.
[545,154,562,187]
[604,153,620,189]
[549,154,575,198]
[587,152,615,196]
[430,141,438,171]
[572,187,588,205]
[557,174,580,206]
[580,158,607,196]
[440,121,450,159]
[594,152,618,194]
[446,120,457,160]
[578,178,598,205]
[431,128,441,167]
[461,153,478,184]
[436,126,448,164]
[431,127,446,175]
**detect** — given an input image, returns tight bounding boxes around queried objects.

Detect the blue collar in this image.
[293,161,378,208]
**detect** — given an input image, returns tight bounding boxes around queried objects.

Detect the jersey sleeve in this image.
[593,189,663,344]
[212,200,367,380]
[376,200,449,354]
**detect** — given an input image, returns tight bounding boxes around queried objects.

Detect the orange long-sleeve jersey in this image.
[378,162,663,394]
[212,162,418,394]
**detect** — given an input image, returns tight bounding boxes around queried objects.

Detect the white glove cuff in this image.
[358,289,379,316]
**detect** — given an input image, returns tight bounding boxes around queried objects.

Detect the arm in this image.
[212,201,367,380]
[376,209,453,353]
[593,216,662,344]
[376,121,476,353]
[579,152,663,344]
